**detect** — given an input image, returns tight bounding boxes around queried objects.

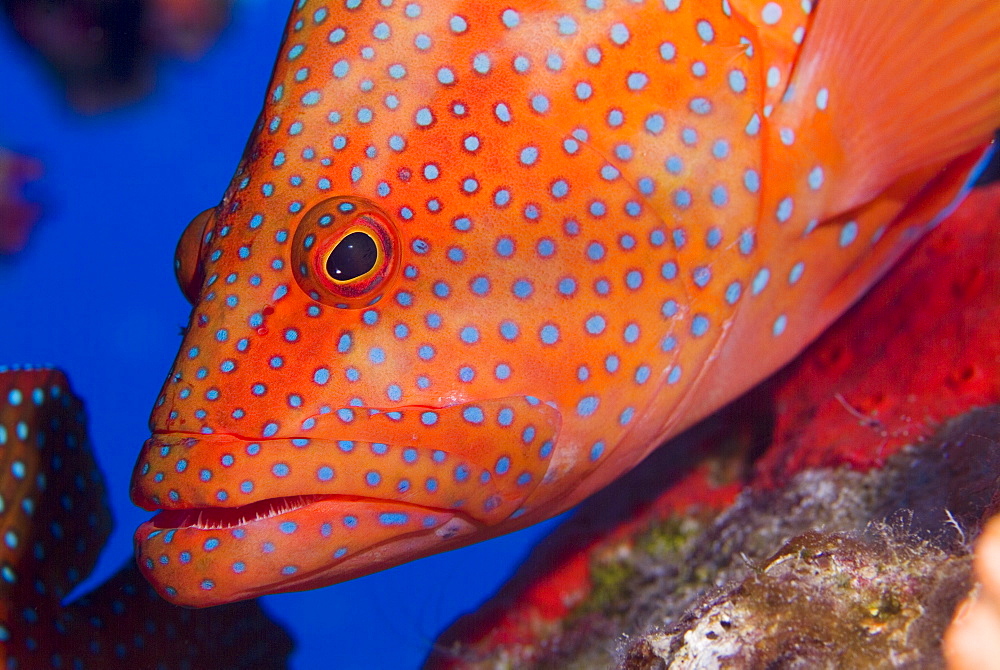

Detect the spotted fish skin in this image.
[130,0,1000,606]
[0,367,112,624]
[0,365,111,663]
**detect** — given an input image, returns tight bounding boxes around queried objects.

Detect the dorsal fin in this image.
[771,0,1000,218]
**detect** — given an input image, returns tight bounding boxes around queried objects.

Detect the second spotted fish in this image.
[130,0,1000,606]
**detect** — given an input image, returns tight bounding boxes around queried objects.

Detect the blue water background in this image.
[0,3,564,667]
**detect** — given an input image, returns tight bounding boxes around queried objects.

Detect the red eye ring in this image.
[292,197,401,309]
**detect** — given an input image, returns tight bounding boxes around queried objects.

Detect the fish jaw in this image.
[134,495,478,607]
[130,396,561,606]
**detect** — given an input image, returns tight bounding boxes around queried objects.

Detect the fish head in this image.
[134,184,571,605]
[130,0,767,607]
[136,178,595,607]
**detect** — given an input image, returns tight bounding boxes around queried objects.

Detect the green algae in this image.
[574,515,709,622]
[626,526,972,668]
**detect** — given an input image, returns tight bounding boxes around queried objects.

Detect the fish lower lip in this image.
[135,494,480,607]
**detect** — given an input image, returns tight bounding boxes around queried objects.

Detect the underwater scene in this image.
[0,2,564,667]
[1,0,999,668]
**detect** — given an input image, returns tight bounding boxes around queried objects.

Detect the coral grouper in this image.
[129,0,1000,606]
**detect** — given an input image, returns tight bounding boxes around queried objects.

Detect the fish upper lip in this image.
[135,396,560,523]
[135,428,495,509]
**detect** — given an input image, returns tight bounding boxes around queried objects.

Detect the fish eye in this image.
[326,231,379,281]
[175,207,215,305]
[292,196,401,308]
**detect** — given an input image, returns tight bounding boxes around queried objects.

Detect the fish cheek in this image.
[175,207,215,304]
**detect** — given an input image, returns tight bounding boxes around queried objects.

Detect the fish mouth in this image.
[130,396,561,607]
[148,493,385,530]
[145,492,480,538]
[134,490,480,607]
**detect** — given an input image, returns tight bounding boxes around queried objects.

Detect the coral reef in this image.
[426,184,1000,669]
[620,411,999,669]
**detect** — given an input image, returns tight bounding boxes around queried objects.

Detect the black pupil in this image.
[326,231,378,281]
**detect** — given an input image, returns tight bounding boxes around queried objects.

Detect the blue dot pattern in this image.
[130,0,958,607]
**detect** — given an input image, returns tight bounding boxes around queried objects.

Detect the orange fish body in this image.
[130,0,1000,606]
